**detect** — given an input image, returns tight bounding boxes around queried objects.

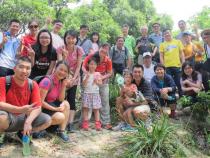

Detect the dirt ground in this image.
[0,127,124,158]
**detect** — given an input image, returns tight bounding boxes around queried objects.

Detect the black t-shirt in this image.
[136,37,154,55]
[30,45,57,79]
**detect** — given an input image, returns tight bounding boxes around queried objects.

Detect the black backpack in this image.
[33,75,54,94]
[5,76,33,93]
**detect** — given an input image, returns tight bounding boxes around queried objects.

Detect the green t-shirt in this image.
[124,35,136,58]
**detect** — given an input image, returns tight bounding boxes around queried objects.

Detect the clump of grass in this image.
[121,116,187,158]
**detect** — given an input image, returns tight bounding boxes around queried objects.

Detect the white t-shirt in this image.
[83,72,100,93]
[51,32,64,49]
[143,64,155,82]
[207,44,210,59]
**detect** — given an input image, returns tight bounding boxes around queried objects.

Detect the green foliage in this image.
[178,95,192,108]
[65,1,121,43]
[188,6,210,30]
[121,116,187,158]
[0,0,54,31]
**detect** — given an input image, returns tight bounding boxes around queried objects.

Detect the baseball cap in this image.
[143,52,152,58]
[182,31,191,36]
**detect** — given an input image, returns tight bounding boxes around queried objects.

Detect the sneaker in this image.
[112,122,126,131]
[82,121,89,131]
[145,118,153,132]
[32,130,47,139]
[56,130,70,142]
[103,124,112,130]
[121,124,137,132]
[66,123,76,133]
[95,121,102,131]
[0,133,5,148]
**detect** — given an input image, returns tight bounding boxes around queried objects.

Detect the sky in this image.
[152,0,210,29]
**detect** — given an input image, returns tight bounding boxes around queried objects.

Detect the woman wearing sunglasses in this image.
[20,20,39,56]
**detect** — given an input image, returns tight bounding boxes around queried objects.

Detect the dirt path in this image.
[0,129,123,158]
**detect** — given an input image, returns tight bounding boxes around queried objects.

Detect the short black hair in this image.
[178,20,186,24]
[9,19,21,26]
[16,56,32,65]
[152,22,160,27]
[63,30,78,45]
[132,64,144,71]
[122,24,129,28]
[154,63,165,72]
[116,36,124,42]
[52,19,63,25]
[80,24,89,30]
[100,42,110,48]
[163,29,171,34]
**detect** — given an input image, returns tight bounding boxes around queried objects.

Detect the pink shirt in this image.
[39,75,62,103]
[57,45,84,73]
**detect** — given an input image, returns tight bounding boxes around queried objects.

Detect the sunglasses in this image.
[29,25,39,29]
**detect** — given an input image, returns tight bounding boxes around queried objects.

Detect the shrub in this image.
[121,116,187,158]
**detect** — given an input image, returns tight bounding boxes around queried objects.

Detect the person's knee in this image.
[0,115,9,131]
[52,112,65,124]
[62,100,70,110]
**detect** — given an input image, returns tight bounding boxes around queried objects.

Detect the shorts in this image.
[0,110,51,132]
[42,100,62,116]
[82,93,102,109]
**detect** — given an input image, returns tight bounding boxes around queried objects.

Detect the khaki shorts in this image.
[0,110,51,132]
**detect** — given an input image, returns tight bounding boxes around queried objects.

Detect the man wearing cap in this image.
[182,32,197,64]
[201,29,210,73]
[143,52,155,82]
[149,22,164,63]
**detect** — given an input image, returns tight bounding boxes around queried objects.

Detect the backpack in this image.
[5,76,33,94]
[33,75,54,94]
[111,46,129,67]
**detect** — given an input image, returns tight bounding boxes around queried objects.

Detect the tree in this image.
[188,6,210,30]
[63,0,121,43]
[0,0,54,31]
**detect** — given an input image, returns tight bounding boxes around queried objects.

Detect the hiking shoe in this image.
[56,130,70,142]
[32,130,47,139]
[103,124,112,130]
[0,133,5,148]
[121,124,137,132]
[82,121,89,131]
[112,122,126,131]
[95,121,102,131]
[16,131,32,144]
[66,123,76,133]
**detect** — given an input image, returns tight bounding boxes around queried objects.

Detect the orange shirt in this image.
[193,41,204,62]
[183,43,194,59]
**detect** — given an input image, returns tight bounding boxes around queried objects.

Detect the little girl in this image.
[82,57,102,130]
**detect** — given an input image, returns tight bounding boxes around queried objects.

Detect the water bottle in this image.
[22,135,31,156]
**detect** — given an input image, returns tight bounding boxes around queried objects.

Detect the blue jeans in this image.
[166,67,182,96]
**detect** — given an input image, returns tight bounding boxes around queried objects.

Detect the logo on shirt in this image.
[166,45,177,52]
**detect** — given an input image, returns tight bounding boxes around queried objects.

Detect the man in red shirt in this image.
[82,43,113,129]
[0,56,51,139]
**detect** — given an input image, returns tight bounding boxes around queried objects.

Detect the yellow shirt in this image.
[159,39,183,67]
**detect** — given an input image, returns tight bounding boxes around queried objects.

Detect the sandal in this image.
[82,120,89,131]
[95,121,102,131]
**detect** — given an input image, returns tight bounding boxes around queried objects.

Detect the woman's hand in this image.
[56,106,65,112]
[25,44,35,57]
[61,47,68,59]
[62,78,71,87]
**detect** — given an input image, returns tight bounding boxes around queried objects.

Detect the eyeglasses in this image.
[29,25,39,29]
[40,36,50,40]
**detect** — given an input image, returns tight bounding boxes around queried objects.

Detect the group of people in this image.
[0,17,210,145]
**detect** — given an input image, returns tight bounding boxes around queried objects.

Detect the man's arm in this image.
[0,102,34,113]
[179,49,185,64]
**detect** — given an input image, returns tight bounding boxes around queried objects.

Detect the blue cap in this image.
[22,135,30,143]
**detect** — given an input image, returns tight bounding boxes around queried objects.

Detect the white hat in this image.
[143,52,152,58]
